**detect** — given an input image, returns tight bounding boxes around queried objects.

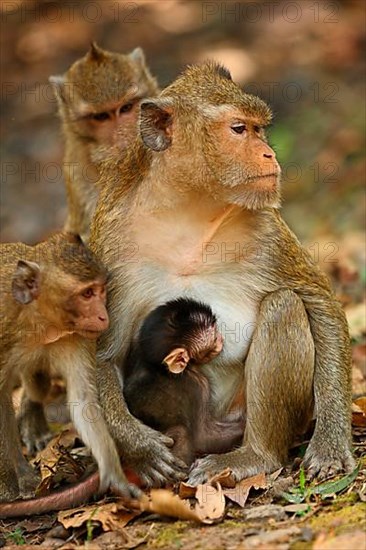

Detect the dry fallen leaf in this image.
[179,468,236,498]
[140,484,225,524]
[352,410,366,427]
[195,483,225,523]
[139,489,200,523]
[58,501,138,532]
[178,482,197,499]
[354,396,366,415]
[223,472,267,507]
[208,468,236,488]
[180,469,267,511]
[352,397,366,427]
[32,426,92,496]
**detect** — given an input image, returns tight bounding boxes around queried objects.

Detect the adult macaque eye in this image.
[82,287,94,299]
[119,102,134,114]
[231,124,246,135]
[91,112,110,122]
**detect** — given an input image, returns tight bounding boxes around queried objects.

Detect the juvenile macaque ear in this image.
[88,41,107,62]
[12,260,41,305]
[129,47,145,65]
[49,75,66,102]
[163,347,190,374]
[140,99,173,151]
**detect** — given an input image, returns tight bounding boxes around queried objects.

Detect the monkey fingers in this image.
[142,451,188,486]
[122,425,187,487]
[303,441,355,481]
[187,446,271,486]
[108,477,143,500]
[129,447,188,487]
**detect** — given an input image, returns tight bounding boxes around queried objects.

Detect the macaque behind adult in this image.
[18,43,159,456]
[124,298,244,465]
[50,42,159,240]
[0,233,138,506]
[90,61,354,486]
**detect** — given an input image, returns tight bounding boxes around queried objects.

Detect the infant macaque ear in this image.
[163,347,190,374]
[12,260,41,304]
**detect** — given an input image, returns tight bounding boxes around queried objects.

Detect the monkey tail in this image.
[0,469,142,518]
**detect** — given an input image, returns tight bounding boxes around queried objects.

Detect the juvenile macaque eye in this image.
[82,288,94,298]
[231,124,246,134]
[119,102,134,114]
[91,112,110,122]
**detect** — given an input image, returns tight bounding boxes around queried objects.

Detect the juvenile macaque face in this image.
[70,93,142,150]
[11,234,109,343]
[50,43,158,154]
[62,277,109,338]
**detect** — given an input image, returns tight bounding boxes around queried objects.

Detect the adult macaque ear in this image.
[163,348,190,374]
[49,75,66,102]
[140,99,173,151]
[12,260,41,305]
[63,232,85,246]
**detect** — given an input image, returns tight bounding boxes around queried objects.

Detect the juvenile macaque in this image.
[124,298,243,465]
[19,43,159,457]
[90,61,354,486]
[0,233,138,509]
[50,42,159,241]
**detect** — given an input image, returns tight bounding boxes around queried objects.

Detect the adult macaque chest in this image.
[133,195,246,272]
[123,194,263,400]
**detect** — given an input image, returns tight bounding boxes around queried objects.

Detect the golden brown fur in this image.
[88,62,353,485]
[0,233,138,505]
[51,43,159,241]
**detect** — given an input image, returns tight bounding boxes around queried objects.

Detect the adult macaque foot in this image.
[188,446,280,486]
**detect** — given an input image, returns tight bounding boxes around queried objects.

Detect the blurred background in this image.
[1,0,365,242]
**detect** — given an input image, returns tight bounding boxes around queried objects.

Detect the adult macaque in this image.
[124,298,243,465]
[50,42,159,241]
[90,62,354,485]
[0,233,138,510]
